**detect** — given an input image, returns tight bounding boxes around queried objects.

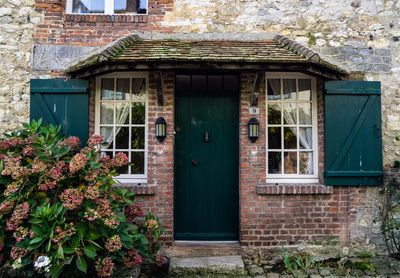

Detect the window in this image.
[96,73,148,183]
[67,0,148,15]
[266,73,318,183]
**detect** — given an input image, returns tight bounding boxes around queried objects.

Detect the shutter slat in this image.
[324,80,383,186]
[30,79,89,145]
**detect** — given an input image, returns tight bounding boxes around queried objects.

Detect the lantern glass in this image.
[248,118,259,143]
[155,117,167,142]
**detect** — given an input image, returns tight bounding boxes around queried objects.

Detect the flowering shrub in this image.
[0,120,163,277]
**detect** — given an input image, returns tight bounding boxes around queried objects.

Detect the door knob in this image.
[191,159,199,166]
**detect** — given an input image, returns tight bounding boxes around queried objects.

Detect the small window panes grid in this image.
[99,77,146,176]
[267,78,315,176]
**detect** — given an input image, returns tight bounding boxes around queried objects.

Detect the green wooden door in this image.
[174,75,239,241]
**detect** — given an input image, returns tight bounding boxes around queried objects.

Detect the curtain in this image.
[102,78,143,149]
[268,79,313,175]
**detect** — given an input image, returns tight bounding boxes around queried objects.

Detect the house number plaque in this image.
[249,107,260,115]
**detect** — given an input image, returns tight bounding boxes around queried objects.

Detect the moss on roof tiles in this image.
[64,33,348,75]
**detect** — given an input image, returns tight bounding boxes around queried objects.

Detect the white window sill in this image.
[266,178,319,184]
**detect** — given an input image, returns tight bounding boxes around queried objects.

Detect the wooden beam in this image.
[154,71,164,106]
[70,62,345,80]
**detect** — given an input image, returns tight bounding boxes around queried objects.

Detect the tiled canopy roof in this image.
[64,33,348,76]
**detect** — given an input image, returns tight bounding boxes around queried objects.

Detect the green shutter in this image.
[324,81,383,186]
[30,79,89,144]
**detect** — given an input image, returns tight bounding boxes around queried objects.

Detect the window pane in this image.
[132,78,146,101]
[284,127,297,149]
[115,127,129,149]
[284,152,297,174]
[100,127,113,149]
[101,78,114,100]
[268,152,281,174]
[267,79,281,100]
[268,127,281,149]
[131,127,145,149]
[299,128,313,149]
[131,103,145,124]
[267,104,281,124]
[208,75,223,92]
[283,79,296,100]
[114,0,137,13]
[116,78,130,100]
[283,103,297,125]
[131,152,145,174]
[137,0,147,13]
[192,75,207,92]
[101,151,113,159]
[298,79,312,101]
[300,152,314,175]
[73,0,105,13]
[299,103,312,125]
[100,103,113,124]
[115,103,130,125]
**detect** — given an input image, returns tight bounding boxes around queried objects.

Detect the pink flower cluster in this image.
[69,152,87,174]
[13,226,29,242]
[123,248,143,267]
[52,223,76,244]
[95,257,114,277]
[111,152,129,167]
[60,136,81,150]
[105,235,122,253]
[6,202,29,231]
[10,246,29,260]
[31,158,48,173]
[38,181,56,191]
[95,198,120,229]
[0,137,26,150]
[85,185,100,200]
[22,146,35,157]
[88,134,103,147]
[0,200,14,214]
[2,157,30,179]
[125,203,145,222]
[59,189,84,210]
[144,219,159,230]
[4,182,21,197]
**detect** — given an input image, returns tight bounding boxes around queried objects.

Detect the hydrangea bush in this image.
[0,120,164,277]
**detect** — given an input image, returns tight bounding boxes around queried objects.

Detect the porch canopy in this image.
[64,32,348,79]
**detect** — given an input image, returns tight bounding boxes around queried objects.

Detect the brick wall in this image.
[86,70,378,249]
[88,71,175,243]
[238,72,372,248]
[34,0,173,45]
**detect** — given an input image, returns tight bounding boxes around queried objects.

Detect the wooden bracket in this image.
[251,72,263,106]
[154,71,164,106]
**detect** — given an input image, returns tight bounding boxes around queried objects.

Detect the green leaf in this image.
[63,247,76,255]
[76,256,87,273]
[46,239,52,252]
[57,245,64,259]
[29,237,43,245]
[28,218,43,224]
[83,246,96,259]
[50,264,64,278]
[31,225,44,237]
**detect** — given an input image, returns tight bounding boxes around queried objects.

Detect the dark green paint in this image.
[30,79,89,144]
[324,81,383,186]
[174,75,239,241]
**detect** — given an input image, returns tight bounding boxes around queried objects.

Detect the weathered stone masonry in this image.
[0,0,399,254]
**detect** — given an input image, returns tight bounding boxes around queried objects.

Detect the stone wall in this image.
[160,0,400,165]
[0,0,42,134]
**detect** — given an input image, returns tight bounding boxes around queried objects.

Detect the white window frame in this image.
[95,72,149,184]
[265,72,319,184]
[66,0,148,15]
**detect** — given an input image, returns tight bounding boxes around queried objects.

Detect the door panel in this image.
[174,75,239,240]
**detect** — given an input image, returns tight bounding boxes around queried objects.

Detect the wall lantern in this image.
[155,117,167,142]
[248,118,259,143]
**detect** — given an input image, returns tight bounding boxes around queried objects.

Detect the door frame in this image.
[173,72,240,241]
